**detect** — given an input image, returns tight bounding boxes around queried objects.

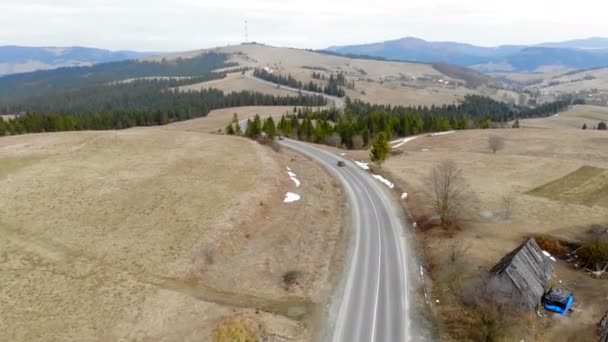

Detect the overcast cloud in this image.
[0,0,606,51]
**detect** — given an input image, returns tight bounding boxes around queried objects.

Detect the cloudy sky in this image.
[0,0,606,52]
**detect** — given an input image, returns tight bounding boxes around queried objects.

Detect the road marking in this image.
[343,167,383,342]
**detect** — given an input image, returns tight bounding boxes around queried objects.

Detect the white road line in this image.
[342,167,383,342]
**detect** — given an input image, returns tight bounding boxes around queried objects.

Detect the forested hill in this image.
[0,52,234,102]
[0,51,328,136]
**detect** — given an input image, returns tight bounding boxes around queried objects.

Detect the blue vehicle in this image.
[542,288,574,315]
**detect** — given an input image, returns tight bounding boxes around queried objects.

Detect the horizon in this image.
[1,0,607,51]
[2,35,608,53]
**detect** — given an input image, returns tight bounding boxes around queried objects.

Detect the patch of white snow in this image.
[355,161,370,170]
[284,192,301,203]
[430,131,456,137]
[401,192,408,200]
[372,174,395,189]
[392,136,417,149]
[287,171,301,187]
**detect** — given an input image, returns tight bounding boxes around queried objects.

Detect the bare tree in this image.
[326,133,342,148]
[502,194,517,220]
[425,160,471,226]
[352,135,365,149]
[488,135,505,154]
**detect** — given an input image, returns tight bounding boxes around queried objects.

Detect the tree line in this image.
[227,95,578,150]
[0,88,326,136]
[253,68,346,97]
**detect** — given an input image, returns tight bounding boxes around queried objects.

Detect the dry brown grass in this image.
[0,115,344,341]
[518,105,608,129]
[178,71,297,97]
[528,166,608,208]
[149,43,525,107]
[379,128,608,340]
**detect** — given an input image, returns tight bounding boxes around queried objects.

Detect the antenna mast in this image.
[245,20,249,43]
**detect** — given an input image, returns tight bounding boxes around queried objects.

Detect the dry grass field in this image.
[518,105,608,129]
[378,128,608,340]
[148,43,524,107]
[529,166,608,208]
[0,113,344,341]
[177,71,297,97]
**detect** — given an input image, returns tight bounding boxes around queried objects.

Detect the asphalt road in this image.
[280,139,417,342]
[244,70,345,110]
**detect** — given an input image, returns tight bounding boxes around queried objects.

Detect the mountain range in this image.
[326,37,608,72]
[0,46,152,76]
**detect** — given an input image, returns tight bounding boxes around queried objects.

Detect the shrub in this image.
[282,270,302,288]
[535,235,568,257]
[577,240,608,269]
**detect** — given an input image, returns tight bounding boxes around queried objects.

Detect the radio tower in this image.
[244,20,249,43]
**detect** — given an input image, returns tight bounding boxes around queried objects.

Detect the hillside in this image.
[0,106,345,341]
[151,43,521,107]
[0,46,152,76]
[528,68,608,106]
[326,37,608,72]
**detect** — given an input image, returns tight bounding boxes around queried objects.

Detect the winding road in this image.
[280,139,421,342]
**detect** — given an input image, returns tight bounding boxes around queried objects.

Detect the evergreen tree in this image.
[582,123,587,130]
[370,132,390,168]
[599,122,607,130]
[512,120,520,128]
[249,115,262,137]
[263,116,277,138]
[225,123,235,135]
[244,118,252,137]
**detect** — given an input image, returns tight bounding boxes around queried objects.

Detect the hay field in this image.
[0,117,344,341]
[529,166,608,208]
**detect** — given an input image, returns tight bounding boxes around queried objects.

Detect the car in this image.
[337,161,346,167]
[278,135,285,140]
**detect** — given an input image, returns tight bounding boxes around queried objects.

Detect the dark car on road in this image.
[337,161,346,167]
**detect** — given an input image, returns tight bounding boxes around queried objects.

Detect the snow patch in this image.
[286,166,292,171]
[401,192,408,200]
[430,131,455,136]
[391,136,417,149]
[287,171,301,187]
[284,192,301,203]
[340,153,346,156]
[355,161,370,170]
[372,174,395,189]
[422,148,429,152]
[542,251,557,262]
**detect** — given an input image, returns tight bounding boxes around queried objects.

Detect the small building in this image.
[490,238,555,309]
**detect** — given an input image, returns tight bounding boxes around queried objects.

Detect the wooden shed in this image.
[490,238,555,309]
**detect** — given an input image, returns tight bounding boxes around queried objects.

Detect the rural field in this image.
[375,127,608,340]
[0,109,345,341]
[517,104,608,129]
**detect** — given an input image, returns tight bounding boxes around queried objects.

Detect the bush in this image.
[535,235,568,257]
[282,270,302,289]
[577,240,608,268]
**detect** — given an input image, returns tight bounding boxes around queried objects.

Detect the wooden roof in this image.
[490,238,555,309]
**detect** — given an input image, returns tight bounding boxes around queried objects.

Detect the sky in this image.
[0,0,607,52]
